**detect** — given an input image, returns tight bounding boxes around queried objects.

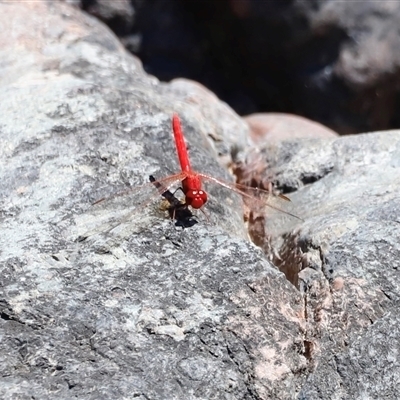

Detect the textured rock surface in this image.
[244,113,338,144]
[0,2,306,399]
[240,130,400,399]
[1,2,400,400]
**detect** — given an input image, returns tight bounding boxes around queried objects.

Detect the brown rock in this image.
[245,113,338,145]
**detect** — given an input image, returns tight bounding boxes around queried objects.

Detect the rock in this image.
[244,113,338,145]
[230,0,400,133]
[238,129,400,398]
[299,309,400,399]
[82,0,135,36]
[0,2,306,399]
[83,0,400,133]
[1,2,399,399]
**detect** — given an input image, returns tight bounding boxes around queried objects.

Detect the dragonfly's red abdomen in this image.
[172,113,191,172]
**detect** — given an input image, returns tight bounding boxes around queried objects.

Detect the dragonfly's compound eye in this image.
[186,190,208,209]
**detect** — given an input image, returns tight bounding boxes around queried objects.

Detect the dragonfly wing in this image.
[76,173,187,239]
[92,172,186,205]
[197,172,302,221]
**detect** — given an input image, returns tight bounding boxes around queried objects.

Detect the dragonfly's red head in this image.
[185,189,208,209]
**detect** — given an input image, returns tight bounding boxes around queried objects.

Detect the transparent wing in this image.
[92,171,186,205]
[197,172,302,221]
[75,172,187,240]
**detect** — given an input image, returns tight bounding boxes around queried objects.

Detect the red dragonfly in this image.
[83,113,300,238]
[168,114,299,218]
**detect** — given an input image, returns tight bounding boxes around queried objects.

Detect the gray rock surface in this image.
[1,2,399,400]
[242,130,400,399]
[0,2,305,400]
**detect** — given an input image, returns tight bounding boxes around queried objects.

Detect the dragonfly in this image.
[168,114,300,219]
[85,113,300,238]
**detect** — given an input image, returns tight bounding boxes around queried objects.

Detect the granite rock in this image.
[0,2,306,399]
